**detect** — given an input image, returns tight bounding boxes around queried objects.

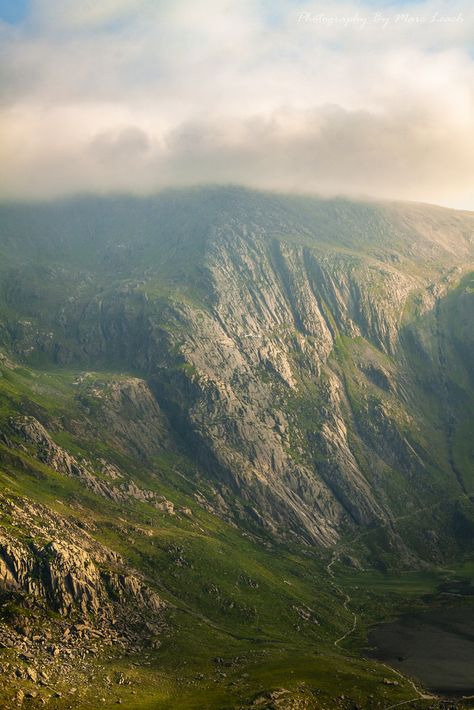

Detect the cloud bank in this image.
[0,0,473,207]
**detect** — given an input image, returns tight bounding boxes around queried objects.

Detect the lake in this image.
[367,602,474,697]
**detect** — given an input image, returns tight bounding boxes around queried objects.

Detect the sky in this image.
[0,0,473,208]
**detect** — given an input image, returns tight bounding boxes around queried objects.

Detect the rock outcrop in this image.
[0,493,164,640]
[9,413,177,510]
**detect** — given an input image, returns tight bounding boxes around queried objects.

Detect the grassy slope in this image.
[2,360,474,709]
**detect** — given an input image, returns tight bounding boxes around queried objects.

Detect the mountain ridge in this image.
[1,187,474,708]
[1,187,474,551]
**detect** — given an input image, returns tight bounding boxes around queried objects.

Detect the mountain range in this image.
[1,187,473,709]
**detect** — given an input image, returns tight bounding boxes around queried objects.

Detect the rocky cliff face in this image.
[1,188,474,552]
[0,487,167,707]
[8,409,176,509]
[0,492,164,631]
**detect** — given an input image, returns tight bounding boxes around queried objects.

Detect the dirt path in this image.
[380,662,438,709]
[327,546,438,707]
[323,506,458,708]
[327,549,359,648]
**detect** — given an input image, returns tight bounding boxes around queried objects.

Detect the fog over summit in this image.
[0,0,473,207]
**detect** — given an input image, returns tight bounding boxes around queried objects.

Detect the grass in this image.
[2,350,474,707]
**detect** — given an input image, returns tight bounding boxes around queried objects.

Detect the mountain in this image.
[1,187,474,708]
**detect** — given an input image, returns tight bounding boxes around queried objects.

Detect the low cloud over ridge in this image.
[0,0,473,208]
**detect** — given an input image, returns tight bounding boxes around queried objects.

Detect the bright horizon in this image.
[0,0,473,209]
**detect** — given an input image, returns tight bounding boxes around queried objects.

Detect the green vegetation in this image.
[1,189,474,707]
[1,358,474,708]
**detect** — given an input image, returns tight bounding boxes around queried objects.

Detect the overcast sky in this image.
[0,0,473,208]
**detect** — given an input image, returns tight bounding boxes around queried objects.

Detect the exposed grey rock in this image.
[9,416,112,499]
[0,493,164,647]
[1,190,474,553]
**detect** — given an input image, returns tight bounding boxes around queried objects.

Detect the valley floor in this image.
[1,363,474,709]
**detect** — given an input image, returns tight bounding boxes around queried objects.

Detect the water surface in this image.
[368,603,474,696]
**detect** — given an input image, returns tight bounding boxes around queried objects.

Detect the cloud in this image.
[89,126,151,163]
[29,0,153,31]
[0,0,473,207]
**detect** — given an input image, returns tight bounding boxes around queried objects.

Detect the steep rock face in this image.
[178,230,402,531]
[141,225,472,543]
[74,375,174,458]
[1,189,474,548]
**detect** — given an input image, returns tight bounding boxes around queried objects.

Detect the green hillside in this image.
[1,188,474,708]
